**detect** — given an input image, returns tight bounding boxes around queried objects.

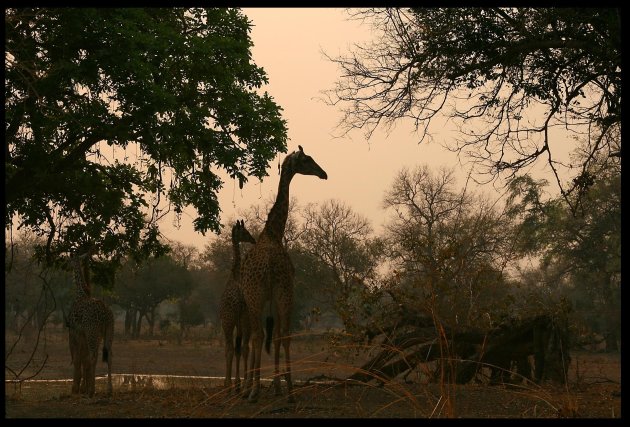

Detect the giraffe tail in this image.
[235,334,242,355]
[102,317,114,363]
[62,306,71,328]
[265,316,274,355]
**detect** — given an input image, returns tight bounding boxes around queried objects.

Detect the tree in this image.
[346,164,575,387]
[169,241,200,270]
[327,8,621,209]
[382,165,516,328]
[5,233,67,335]
[185,266,222,330]
[506,147,621,351]
[289,247,338,330]
[177,295,206,344]
[298,199,384,331]
[115,253,193,338]
[5,8,288,271]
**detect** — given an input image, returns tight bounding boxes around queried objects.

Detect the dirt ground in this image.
[4,326,622,418]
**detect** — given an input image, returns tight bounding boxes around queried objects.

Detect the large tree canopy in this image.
[327,8,620,208]
[5,8,288,268]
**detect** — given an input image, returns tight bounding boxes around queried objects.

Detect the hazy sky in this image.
[159,8,565,251]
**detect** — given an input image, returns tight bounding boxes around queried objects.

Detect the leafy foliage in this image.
[5,8,288,274]
[115,253,193,336]
[178,296,206,330]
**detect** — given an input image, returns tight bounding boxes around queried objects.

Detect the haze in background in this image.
[160,8,567,251]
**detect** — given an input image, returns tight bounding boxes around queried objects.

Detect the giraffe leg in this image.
[86,351,97,397]
[223,328,234,389]
[72,358,82,394]
[80,359,89,394]
[273,320,282,396]
[103,334,114,396]
[241,334,254,399]
[70,332,82,394]
[86,335,100,397]
[280,311,295,403]
[82,361,89,393]
[97,315,114,397]
[106,355,113,396]
[242,341,254,399]
[234,329,242,392]
[247,321,263,402]
[80,342,90,394]
[240,323,250,395]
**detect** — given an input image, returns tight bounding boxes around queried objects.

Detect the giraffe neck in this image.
[262,167,295,242]
[72,257,91,299]
[231,238,241,280]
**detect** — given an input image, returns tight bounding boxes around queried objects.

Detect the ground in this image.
[4,325,621,418]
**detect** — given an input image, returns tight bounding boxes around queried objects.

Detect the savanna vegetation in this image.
[5,7,621,418]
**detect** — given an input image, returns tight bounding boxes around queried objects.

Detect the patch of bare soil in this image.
[4,327,621,418]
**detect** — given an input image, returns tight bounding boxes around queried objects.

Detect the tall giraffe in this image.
[219,219,256,392]
[66,247,114,397]
[240,146,327,402]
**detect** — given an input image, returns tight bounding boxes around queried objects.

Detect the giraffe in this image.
[66,247,114,397]
[219,219,256,392]
[240,145,327,402]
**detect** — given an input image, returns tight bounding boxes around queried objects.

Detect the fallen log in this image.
[348,314,570,385]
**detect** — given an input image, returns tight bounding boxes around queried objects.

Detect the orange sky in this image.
[159,8,571,252]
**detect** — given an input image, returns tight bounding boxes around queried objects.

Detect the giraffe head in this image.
[72,241,97,259]
[70,244,95,270]
[231,219,256,245]
[281,145,328,180]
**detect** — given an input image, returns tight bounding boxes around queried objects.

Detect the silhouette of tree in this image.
[5,8,288,272]
[327,8,620,209]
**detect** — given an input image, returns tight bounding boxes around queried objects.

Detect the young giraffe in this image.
[66,248,114,397]
[219,219,256,392]
[240,145,327,402]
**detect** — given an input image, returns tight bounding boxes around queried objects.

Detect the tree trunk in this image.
[133,311,143,339]
[124,309,134,336]
[605,330,619,352]
[178,325,186,345]
[603,273,621,353]
[147,308,156,337]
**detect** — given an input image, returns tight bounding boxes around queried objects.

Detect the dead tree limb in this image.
[348,314,570,385]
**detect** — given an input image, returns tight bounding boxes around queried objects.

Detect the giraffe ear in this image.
[298,145,304,153]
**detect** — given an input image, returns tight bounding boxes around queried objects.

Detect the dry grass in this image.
[5,326,621,418]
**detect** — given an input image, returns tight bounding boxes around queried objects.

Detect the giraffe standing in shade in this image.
[219,219,256,392]
[66,247,114,397]
[240,146,327,402]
